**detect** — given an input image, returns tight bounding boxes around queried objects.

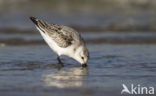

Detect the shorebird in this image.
[30,17,89,67]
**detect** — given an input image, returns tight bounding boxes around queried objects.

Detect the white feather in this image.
[36,26,74,57]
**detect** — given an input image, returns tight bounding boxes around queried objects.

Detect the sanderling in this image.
[30,17,89,67]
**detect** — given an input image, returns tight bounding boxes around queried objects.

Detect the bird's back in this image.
[30,17,84,48]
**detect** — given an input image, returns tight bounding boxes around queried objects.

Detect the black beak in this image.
[82,63,87,67]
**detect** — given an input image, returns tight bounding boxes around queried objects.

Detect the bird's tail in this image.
[29,16,39,26]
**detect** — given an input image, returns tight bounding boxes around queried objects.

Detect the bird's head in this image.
[74,45,89,67]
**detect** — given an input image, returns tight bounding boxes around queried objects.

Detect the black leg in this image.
[57,56,64,67]
[57,56,62,63]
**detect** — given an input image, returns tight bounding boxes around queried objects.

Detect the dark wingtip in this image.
[29,16,38,25]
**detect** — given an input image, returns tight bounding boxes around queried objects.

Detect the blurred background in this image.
[1,0,156,45]
[0,0,156,96]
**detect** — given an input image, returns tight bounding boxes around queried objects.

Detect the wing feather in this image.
[30,17,83,48]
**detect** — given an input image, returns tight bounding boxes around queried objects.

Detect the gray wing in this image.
[30,17,83,48]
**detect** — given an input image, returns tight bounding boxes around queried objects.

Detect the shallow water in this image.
[0,43,156,96]
[1,32,156,46]
[0,0,156,95]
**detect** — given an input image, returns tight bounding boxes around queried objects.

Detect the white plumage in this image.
[30,17,89,67]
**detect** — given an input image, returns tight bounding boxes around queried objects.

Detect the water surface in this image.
[0,43,156,96]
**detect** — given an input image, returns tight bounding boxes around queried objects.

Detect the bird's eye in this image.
[81,57,84,59]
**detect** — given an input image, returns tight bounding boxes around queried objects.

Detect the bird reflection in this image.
[43,67,88,88]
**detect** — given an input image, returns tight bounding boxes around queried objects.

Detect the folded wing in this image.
[30,17,83,48]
